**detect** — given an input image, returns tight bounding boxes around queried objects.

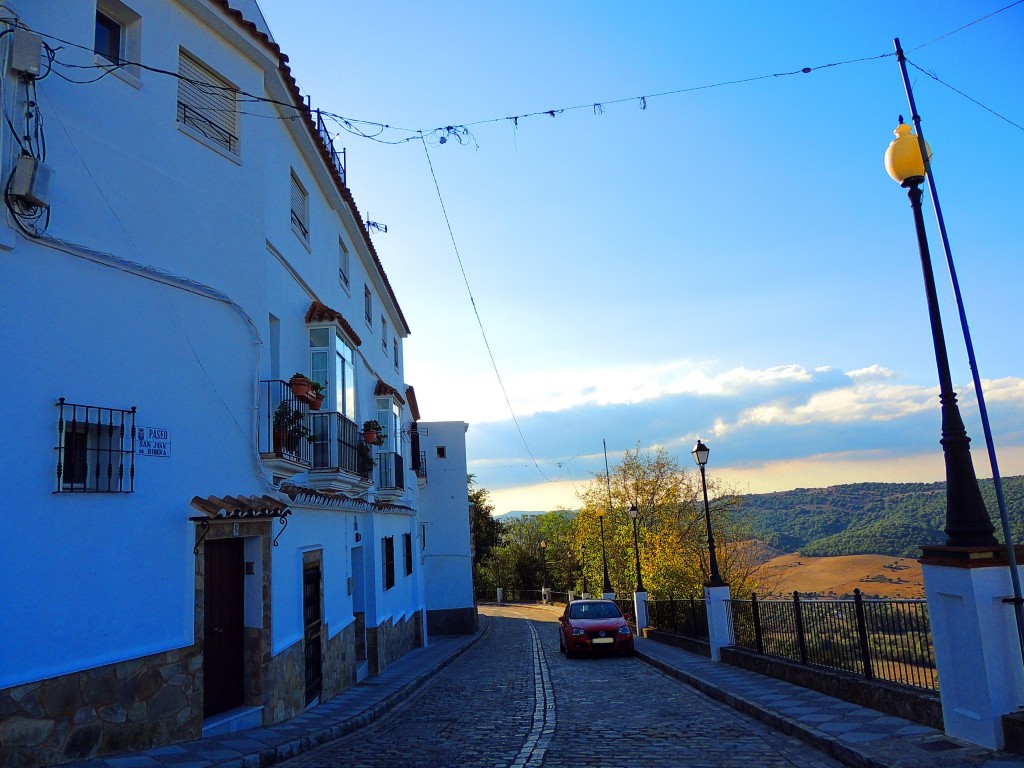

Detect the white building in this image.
[0,2,474,765]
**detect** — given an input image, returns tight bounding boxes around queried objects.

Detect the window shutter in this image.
[177,51,237,152]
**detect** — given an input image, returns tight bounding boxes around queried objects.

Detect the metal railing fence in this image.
[730,590,937,691]
[647,597,710,640]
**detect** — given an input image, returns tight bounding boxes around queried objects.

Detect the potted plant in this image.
[357,442,375,479]
[308,380,326,410]
[289,372,313,402]
[362,419,386,445]
[273,402,310,454]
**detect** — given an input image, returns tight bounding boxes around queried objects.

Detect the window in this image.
[177,49,238,154]
[393,339,399,370]
[94,1,141,82]
[382,536,395,590]
[403,533,413,576]
[56,398,136,493]
[94,11,121,64]
[364,285,372,325]
[380,315,387,352]
[436,446,446,460]
[338,239,350,290]
[375,396,401,454]
[290,172,309,242]
[309,327,355,418]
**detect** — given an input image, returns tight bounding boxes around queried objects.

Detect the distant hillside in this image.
[741,476,1024,558]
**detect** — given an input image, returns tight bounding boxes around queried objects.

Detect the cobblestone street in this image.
[281,604,844,767]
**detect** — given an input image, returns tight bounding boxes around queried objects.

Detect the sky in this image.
[251,1,1024,515]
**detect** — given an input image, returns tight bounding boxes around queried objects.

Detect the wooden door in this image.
[303,562,322,705]
[203,538,244,717]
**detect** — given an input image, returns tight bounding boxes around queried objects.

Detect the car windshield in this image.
[569,602,621,620]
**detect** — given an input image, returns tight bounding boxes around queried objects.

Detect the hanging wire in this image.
[906,59,1024,133]
[418,132,553,482]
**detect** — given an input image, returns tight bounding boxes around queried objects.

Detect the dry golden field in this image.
[760,552,925,600]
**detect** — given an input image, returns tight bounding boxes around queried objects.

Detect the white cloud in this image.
[846,365,895,381]
[734,382,936,427]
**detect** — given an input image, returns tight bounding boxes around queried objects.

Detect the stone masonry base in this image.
[0,645,201,768]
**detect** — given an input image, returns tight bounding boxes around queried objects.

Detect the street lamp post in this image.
[628,503,645,593]
[884,121,996,548]
[692,440,727,588]
[539,539,548,593]
[596,508,614,598]
[581,544,589,596]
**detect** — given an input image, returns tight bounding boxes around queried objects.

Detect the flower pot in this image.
[363,430,384,446]
[289,375,312,401]
[309,394,325,410]
[273,430,288,454]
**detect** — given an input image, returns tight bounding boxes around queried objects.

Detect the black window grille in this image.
[403,532,413,576]
[382,536,395,590]
[56,398,136,493]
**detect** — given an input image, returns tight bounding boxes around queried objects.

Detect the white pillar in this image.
[633,591,649,631]
[496,587,504,605]
[568,590,575,602]
[602,590,616,600]
[704,584,733,662]
[542,586,551,604]
[921,546,1024,749]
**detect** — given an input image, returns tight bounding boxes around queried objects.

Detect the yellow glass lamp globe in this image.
[884,121,932,186]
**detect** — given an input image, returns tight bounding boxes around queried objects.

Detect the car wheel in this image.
[559,635,566,655]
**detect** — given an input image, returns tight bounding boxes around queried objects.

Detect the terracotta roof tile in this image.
[279,483,415,514]
[190,494,291,518]
[405,385,421,421]
[305,300,362,346]
[374,379,406,404]
[215,0,411,335]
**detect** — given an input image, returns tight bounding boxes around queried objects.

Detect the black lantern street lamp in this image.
[884,121,996,548]
[539,539,548,590]
[628,503,645,593]
[581,544,589,595]
[692,440,727,588]
[596,508,613,596]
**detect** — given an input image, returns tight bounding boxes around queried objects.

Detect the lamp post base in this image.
[921,546,1024,749]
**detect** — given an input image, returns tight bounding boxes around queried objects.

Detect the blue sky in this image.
[252,1,1024,514]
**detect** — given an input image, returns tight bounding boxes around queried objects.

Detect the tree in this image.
[469,475,503,595]
[575,446,777,599]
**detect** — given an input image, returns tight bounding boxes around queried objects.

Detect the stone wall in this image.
[264,638,304,725]
[366,612,422,676]
[642,628,711,657]
[720,645,942,729]
[0,646,201,768]
[426,607,478,636]
[320,623,356,702]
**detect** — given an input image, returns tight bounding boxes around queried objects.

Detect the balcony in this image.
[306,411,373,491]
[259,380,312,476]
[376,451,404,499]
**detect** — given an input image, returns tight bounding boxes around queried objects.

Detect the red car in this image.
[558,599,634,657]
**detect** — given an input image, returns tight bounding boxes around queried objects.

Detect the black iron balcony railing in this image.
[411,450,427,480]
[308,410,361,476]
[377,451,404,491]
[260,380,311,466]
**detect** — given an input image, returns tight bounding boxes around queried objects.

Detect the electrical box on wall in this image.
[9,29,42,78]
[10,155,52,207]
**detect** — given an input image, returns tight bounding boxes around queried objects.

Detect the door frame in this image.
[194,520,273,720]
